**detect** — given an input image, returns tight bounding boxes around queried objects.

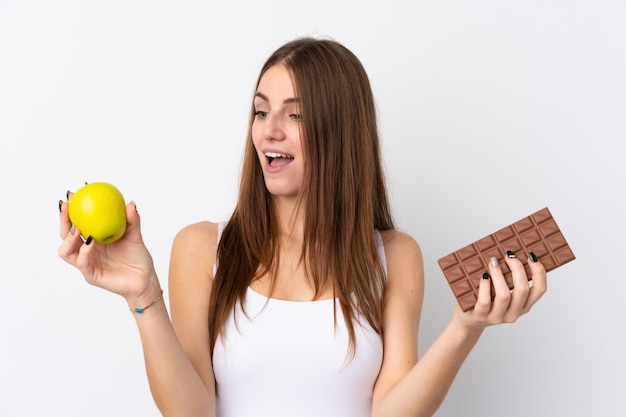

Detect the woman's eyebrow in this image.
[254,92,268,102]
[254,92,299,104]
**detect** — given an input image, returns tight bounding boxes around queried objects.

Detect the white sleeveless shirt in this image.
[212,222,386,417]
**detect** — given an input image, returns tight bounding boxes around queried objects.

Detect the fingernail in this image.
[132,200,138,213]
[58,200,63,212]
[506,250,516,258]
[529,252,538,263]
[66,190,70,200]
[483,272,490,280]
[70,225,75,236]
[85,235,93,245]
[490,257,499,267]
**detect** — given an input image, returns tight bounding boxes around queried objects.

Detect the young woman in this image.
[58,37,547,417]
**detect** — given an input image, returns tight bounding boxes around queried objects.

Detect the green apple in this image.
[68,182,127,244]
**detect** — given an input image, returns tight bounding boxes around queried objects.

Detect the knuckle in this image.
[495,292,511,304]
[57,242,70,259]
[474,298,491,312]
[490,317,504,325]
[536,285,548,297]
[515,286,530,298]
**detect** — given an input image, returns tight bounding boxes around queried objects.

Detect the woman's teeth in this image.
[265,152,294,164]
[265,152,293,159]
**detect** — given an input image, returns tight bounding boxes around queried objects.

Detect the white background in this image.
[1,1,625,416]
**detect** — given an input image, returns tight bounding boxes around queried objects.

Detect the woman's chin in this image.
[265,184,299,199]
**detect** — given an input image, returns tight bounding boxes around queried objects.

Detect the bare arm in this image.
[372,230,547,417]
[165,221,219,414]
[132,288,215,417]
[139,221,219,416]
[58,199,216,417]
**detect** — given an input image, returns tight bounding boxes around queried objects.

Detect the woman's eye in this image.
[289,113,302,121]
[254,110,268,119]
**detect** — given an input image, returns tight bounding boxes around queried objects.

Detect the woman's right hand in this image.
[58,192,160,303]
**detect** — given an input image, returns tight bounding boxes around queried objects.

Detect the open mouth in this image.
[265,151,294,168]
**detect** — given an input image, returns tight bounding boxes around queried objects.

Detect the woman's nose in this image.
[263,114,286,141]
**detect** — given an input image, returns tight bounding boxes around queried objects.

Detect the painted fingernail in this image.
[66,190,70,200]
[58,200,63,212]
[506,250,516,258]
[483,272,490,280]
[85,235,93,245]
[490,257,499,267]
[132,200,138,213]
[70,225,75,236]
[529,252,538,263]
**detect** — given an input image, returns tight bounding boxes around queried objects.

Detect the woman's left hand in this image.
[456,251,547,330]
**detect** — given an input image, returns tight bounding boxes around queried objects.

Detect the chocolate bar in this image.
[437,207,575,312]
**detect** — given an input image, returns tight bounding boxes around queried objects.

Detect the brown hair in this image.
[208,37,394,357]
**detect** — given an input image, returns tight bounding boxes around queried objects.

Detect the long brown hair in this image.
[208,37,394,357]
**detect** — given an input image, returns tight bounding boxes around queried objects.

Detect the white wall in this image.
[1,1,624,416]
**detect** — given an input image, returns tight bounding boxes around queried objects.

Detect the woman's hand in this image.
[455,252,547,331]
[58,191,160,302]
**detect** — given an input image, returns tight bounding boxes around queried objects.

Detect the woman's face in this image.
[252,64,304,199]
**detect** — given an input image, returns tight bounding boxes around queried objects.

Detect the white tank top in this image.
[212,222,386,417]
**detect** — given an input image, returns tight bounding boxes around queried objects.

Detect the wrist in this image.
[128,289,164,314]
[124,278,163,313]
[449,310,485,342]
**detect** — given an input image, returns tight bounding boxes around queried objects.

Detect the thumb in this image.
[123,201,144,243]
[75,235,96,282]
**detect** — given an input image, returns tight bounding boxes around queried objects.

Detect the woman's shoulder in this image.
[176,220,222,239]
[174,220,221,245]
[379,228,424,286]
[379,228,422,257]
[170,221,223,279]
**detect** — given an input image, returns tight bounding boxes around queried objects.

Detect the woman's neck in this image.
[273,195,305,242]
